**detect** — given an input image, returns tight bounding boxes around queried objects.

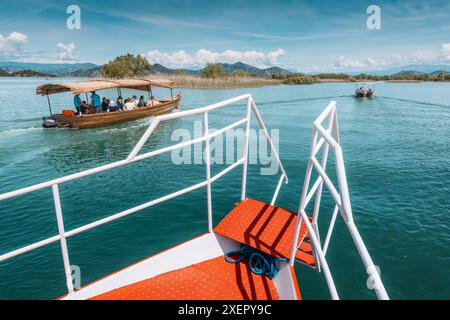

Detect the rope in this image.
[225,245,288,278]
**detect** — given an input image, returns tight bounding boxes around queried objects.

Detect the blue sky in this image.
[1,0,450,72]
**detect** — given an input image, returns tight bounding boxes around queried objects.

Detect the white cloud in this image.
[56,42,77,61]
[0,32,28,57]
[267,49,286,65]
[0,32,79,63]
[332,44,450,71]
[440,43,450,60]
[143,48,286,68]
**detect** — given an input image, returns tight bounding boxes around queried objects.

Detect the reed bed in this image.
[150,74,282,89]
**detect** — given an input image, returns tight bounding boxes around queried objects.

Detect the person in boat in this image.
[116,96,124,111]
[90,91,101,113]
[137,95,146,107]
[107,99,120,112]
[124,98,137,111]
[102,97,109,112]
[73,94,82,114]
[80,100,89,114]
[101,97,109,113]
[148,96,162,107]
[131,95,138,105]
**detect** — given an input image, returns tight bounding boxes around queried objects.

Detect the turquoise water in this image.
[0,78,449,299]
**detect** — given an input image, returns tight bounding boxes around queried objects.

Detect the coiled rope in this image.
[225,245,288,278]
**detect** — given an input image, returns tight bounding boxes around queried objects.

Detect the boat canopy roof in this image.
[36,78,174,96]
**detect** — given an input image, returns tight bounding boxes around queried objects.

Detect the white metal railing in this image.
[289,101,389,300]
[0,94,287,295]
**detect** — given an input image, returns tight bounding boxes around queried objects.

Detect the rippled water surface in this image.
[0,78,449,299]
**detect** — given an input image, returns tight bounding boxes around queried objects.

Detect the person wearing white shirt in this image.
[124,98,136,111]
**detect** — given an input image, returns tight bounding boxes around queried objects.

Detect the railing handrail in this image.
[289,101,389,300]
[0,94,287,296]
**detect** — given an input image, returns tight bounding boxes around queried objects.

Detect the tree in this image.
[232,70,256,78]
[101,54,150,78]
[202,63,226,79]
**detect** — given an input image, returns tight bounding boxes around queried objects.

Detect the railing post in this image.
[241,97,252,201]
[203,112,213,232]
[290,127,318,265]
[52,184,74,294]
[311,107,335,271]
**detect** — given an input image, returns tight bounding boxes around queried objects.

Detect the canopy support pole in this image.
[170,88,174,102]
[46,90,53,116]
[148,85,154,107]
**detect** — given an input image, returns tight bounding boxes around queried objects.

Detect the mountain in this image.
[392,70,426,76]
[68,66,102,77]
[150,61,291,77]
[0,61,99,75]
[0,68,9,76]
[0,60,291,78]
[429,70,450,75]
[10,69,56,77]
[365,64,450,76]
[0,68,56,77]
[150,63,198,75]
[217,62,290,77]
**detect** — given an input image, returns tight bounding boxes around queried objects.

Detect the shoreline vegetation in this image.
[160,71,450,89]
[2,54,450,89]
[162,74,282,89]
[99,56,450,89]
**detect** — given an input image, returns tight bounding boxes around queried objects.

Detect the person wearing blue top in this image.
[90,91,101,113]
[137,95,146,107]
[73,94,82,114]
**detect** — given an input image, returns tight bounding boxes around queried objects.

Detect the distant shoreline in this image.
[3,75,450,89]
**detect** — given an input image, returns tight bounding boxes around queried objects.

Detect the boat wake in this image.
[0,127,42,138]
[377,96,450,109]
[258,95,352,106]
[90,117,155,134]
[0,117,43,123]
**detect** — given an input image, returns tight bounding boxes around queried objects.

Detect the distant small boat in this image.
[355,83,374,98]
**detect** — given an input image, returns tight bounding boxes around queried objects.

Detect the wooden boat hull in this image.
[51,95,181,129]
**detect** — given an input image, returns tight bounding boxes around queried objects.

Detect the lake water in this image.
[0,78,449,299]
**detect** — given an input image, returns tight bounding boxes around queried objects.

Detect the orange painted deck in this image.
[89,199,310,300]
[91,256,279,300]
[214,198,315,267]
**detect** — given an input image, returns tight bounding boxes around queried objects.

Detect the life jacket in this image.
[62,110,76,117]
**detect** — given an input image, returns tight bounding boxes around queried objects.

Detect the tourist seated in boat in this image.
[147,96,162,107]
[73,94,82,114]
[101,97,109,113]
[124,98,137,111]
[116,96,124,111]
[80,100,89,114]
[137,95,146,107]
[107,99,121,112]
[90,91,101,113]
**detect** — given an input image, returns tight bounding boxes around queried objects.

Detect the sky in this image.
[0,0,450,72]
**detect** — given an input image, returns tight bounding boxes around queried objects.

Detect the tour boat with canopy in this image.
[0,94,389,300]
[37,78,181,129]
[355,82,375,98]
